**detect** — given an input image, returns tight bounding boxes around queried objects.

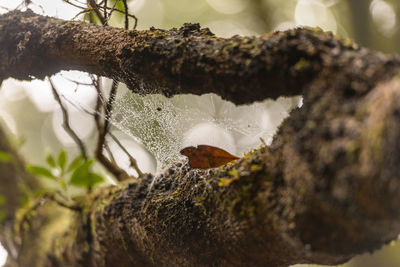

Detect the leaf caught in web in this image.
[180,145,239,169]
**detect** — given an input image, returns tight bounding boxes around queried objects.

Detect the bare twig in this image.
[57,2,139,181]
[122,0,129,29]
[109,132,143,177]
[104,79,118,131]
[46,193,81,211]
[62,0,86,10]
[87,0,107,25]
[104,142,117,164]
[104,0,118,25]
[16,0,45,13]
[91,77,130,181]
[103,0,107,20]
[49,78,88,159]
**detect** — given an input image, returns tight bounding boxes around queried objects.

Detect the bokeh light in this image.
[370,0,397,37]
[0,243,6,267]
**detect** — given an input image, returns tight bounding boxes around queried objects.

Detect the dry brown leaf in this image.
[180,145,239,169]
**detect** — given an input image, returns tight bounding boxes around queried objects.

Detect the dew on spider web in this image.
[109,86,302,171]
[110,92,187,169]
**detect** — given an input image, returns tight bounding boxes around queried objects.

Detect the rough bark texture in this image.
[1,10,400,267]
[0,9,362,104]
[0,126,39,265]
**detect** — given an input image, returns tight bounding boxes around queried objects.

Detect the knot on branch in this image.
[178,23,214,37]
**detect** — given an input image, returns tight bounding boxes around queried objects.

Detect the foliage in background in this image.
[26,150,104,194]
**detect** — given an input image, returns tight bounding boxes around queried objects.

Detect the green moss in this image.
[218,177,237,187]
[341,37,359,50]
[308,26,323,33]
[293,58,311,71]
[219,169,241,186]
[250,164,262,172]
[228,169,240,178]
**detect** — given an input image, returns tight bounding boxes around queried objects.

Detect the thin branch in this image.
[109,132,143,177]
[90,77,130,181]
[87,0,107,25]
[103,0,107,21]
[122,0,129,30]
[49,78,88,159]
[104,79,118,131]
[110,6,138,28]
[104,141,117,164]
[104,0,118,25]
[62,0,86,10]
[60,83,140,176]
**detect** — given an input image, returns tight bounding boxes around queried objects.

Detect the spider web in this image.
[108,85,302,170]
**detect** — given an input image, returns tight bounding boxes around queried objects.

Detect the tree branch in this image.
[49,77,89,159]
[2,10,392,104]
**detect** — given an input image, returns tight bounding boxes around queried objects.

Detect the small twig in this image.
[104,79,118,131]
[46,193,81,211]
[87,0,107,25]
[109,132,143,177]
[49,78,88,159]
[259,137,267,146]
[16,0,45,13]
[62,0,86,10]
[102,4,138,27]
[104,0,118,25]
[61,95,97,117]
[104,141,117,164]
[103,0,107,21]
[91,75,104,132]
[0,6,11,12]
[70,9,92,22]
[59,74,94,86]
[61,1,139,181]
[90,77,130,181]
[122,0,129,29]
[61,81,141,177]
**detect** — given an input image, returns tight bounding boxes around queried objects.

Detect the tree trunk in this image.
[1,10,400,267]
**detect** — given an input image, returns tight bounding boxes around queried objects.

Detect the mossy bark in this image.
[1,10,400,267]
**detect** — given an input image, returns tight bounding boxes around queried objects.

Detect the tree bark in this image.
[1,10,400,267]
[0,125,39,266]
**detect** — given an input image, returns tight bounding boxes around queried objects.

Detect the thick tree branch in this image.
[1,9,400,267]
[3,10,398,104]
[37,77,400,267]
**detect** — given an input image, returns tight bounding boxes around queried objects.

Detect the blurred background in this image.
[0,0,400,266]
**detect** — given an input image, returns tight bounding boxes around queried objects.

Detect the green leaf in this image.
[58,150,67,172]
[115,0,125,12]
[0,151,12,162]
[67,155,84,173]
[46,154,56,168]
[69,160,94,186]
[87,173,104,187]
[26,165,56,180]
